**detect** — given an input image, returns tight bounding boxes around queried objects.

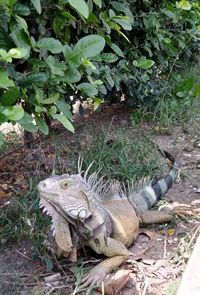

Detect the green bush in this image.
[0,0,200,146]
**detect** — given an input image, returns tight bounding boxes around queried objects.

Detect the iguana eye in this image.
[61,180,72,189]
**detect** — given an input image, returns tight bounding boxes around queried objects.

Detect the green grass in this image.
[0,179,51,258]
[131,61,200,130]
[165,280,180,295]
[77,126,166,182]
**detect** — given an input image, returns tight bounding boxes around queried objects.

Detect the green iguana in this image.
[37,150,178,292]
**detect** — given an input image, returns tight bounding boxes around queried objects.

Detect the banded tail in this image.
[129,150,178,211]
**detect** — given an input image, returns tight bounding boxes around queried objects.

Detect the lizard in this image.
[37,150,178,292]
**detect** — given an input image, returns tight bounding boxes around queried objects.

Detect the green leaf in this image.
[8,48,29,59]
[53,15,66,36]
[15,15,28,31]
[105,73,114,88]
[111,1,134,22]
[0,49,12,62]
[31,0,42,14]
[176,91,185,97]
[0,26,14,50]
[1,87,19,106]
[194,83,200,97]
[68,0,89,19]
[63,67,81,83]
[182,77,194,92]
[93,97,102,110]
[73,35,105,58]
[69,35,105,65]
[113,17,132,31]
[52,114,74,133]
[34,87,44,103]
[41,93,60,104]
[162,9,178,23]
[37,38,63,54]
[18,112,37,133]
[0,132,4,147]
[93,0,102,8]
[110,43,124,57]
[24,72,48,84]
[117,30,130,43]
[77,82,98,97]
[35,105,46,113]
[133,57,155,69]
[176,0,192,10]
[45,56,64,76]
[10,28,31,49]
[93,79,103,86]
[44,256,53,272]
[35,116,49,135]
[100,53,118,63]
[13,3,30,16]
[49,106,57,115]
[56,100,72,120]
[0,71,15,89]
[175,77,194,95]
[21,72,49,86]
[0,8,10,31]
[63,44,73,60]
[0,113,7,124]
[28,58,46,67]
[2,105,24,121]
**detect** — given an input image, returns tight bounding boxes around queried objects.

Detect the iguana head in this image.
[37,173,93,222]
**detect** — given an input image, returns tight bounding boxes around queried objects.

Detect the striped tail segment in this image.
[129,150,178,212]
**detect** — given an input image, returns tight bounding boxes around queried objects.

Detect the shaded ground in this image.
[0,103,200,295]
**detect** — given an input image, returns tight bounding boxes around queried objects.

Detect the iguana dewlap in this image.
[38,150,178,292]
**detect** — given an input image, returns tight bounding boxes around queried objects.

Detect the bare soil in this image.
[0,103,200,295]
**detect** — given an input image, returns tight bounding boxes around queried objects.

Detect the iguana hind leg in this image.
[139,210,174,225]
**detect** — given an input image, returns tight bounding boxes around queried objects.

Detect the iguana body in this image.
[38,150,178,291]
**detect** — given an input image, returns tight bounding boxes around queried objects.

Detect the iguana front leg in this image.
[79,236,129,293]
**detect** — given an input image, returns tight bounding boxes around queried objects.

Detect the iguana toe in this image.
[79,269,107,292]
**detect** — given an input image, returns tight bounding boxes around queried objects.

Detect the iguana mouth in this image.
[40,197,77,226]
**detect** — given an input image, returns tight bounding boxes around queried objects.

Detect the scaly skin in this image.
[37,150,178,293]
[78,199,139,292]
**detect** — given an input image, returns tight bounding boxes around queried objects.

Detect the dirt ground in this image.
[0,103,200,295]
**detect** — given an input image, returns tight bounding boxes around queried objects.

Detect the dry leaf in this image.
[0,184,12,191]
[97,269,132,295]
[32,285,45,295]
[0,190,9,198]
[166,228,176,236]
[44,273,61,283]
[137,229,158,241]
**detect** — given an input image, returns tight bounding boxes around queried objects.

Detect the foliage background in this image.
[0,0,200,145]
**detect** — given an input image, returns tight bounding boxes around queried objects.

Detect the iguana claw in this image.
[79,269,107,294]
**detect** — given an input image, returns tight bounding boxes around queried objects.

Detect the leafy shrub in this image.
[0,0,200,146]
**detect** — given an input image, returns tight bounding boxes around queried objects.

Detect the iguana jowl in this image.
[38,150,178,290]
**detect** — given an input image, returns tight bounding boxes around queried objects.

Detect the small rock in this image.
[196,161,200,169]
[183,144,193,152]
[193,139,200,148]
[44,273,62,286]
